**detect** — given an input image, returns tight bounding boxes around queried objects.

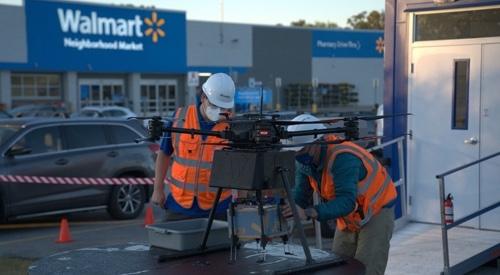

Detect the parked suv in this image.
[0,118,157,222]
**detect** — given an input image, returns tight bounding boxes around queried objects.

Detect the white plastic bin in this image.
[146,218,230,251]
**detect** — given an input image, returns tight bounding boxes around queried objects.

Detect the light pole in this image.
[275,77,282,111]
[312,77,319,114]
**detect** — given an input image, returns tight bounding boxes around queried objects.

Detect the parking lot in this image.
[0,206,164,274]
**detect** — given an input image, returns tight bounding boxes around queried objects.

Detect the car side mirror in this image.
[6,145,32,157]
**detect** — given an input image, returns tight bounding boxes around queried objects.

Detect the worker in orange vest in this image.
[151,73,235,221]
[283,114,397,275]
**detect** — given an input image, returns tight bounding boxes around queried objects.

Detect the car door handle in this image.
[55,158,68,165]
[107,151,119,158]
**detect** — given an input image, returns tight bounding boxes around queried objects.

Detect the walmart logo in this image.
[57,8,143,37]
[57,9,166,43]
[144,11,165,43]
[376,37,384,54]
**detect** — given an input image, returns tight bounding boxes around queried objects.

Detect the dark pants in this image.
[332,206,395,275]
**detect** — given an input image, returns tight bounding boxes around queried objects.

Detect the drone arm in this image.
[162,126,226,139]
[283,127,348,139]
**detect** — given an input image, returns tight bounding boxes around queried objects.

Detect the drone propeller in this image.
[272,113,411,125]
[128,116,183,123]
[201,135,384,149]
[128,116,162,120]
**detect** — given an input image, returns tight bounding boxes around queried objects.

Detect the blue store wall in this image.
[5,0,187,73]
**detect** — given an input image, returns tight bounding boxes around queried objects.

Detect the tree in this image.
[290,19,339,29]
[347,10,384,30]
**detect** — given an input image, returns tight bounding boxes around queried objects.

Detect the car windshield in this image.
[0,111,12,118]
[0,125,20,146]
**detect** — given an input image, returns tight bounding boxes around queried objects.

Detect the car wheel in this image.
[108,184,145,220]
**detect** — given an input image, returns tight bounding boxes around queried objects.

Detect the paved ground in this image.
[1,218,147,258]
[0,206,161,274]
[386,222,500,275]
[1,208,498,275]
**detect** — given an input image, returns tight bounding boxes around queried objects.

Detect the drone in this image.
[135,111,401,150]
[133,110,407,273]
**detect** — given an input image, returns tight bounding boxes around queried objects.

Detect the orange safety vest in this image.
[308,134,397,232]
[167,105,232,210]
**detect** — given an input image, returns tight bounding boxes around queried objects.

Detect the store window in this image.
[11,74,61,100]
[415,8,500,41]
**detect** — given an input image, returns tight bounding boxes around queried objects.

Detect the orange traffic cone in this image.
[144,205,154,226]
[56,218,73,243]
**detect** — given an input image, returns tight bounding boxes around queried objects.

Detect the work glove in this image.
[304,207,319,220]
[281,203,307,220]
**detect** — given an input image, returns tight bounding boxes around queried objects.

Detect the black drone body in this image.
[137,112,383,151]
[219,116,283,149]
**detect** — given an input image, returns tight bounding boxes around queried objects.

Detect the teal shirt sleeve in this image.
[314,153,363,222]
[293,161,313,209]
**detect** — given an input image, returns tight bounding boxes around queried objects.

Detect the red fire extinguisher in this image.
[444,193,454,225]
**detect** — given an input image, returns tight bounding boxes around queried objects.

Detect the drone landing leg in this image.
[256,190,268,263]
[229,200,238,263]
[201,187,223,250]
[278,167,314,264]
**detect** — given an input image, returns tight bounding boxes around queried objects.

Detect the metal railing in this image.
[436,151,500,275]
[368,135,408,228]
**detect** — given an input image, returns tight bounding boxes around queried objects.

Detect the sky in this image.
[0,0,384,27]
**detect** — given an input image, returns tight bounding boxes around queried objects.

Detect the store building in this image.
[0,0,385,116]
[0,0,186,116]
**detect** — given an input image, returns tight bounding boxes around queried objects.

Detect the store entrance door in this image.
[139,79,177,116]
[79,79,125,109]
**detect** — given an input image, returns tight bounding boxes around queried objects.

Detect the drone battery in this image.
[228,204,287,239]
[209,150,295,190]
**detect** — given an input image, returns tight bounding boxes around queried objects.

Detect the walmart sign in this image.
[312,30,384,58]
[57,9,144,37]
[57,8,145,51]
[25,0,186,72]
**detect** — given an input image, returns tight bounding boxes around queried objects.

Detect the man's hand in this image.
[281,204,307,220]
[151,190,166,209]
[304,207,318,220]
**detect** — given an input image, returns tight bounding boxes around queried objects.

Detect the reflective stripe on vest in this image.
[167,105,231,210]
[171,155,212,170]
[167,176,220,193]
[172,107,188,154]
[327,144,379,196]
[329,144,394,229]
[309,138,396,232]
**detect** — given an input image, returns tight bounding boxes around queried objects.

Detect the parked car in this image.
[0,118,158,222]
[0,110,12,119]
[9,104,69,118]
[72,106,149,128]
[72,106,137,119]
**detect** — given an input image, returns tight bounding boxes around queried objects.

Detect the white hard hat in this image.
[202,73,235,109]
[285,114,326,150]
